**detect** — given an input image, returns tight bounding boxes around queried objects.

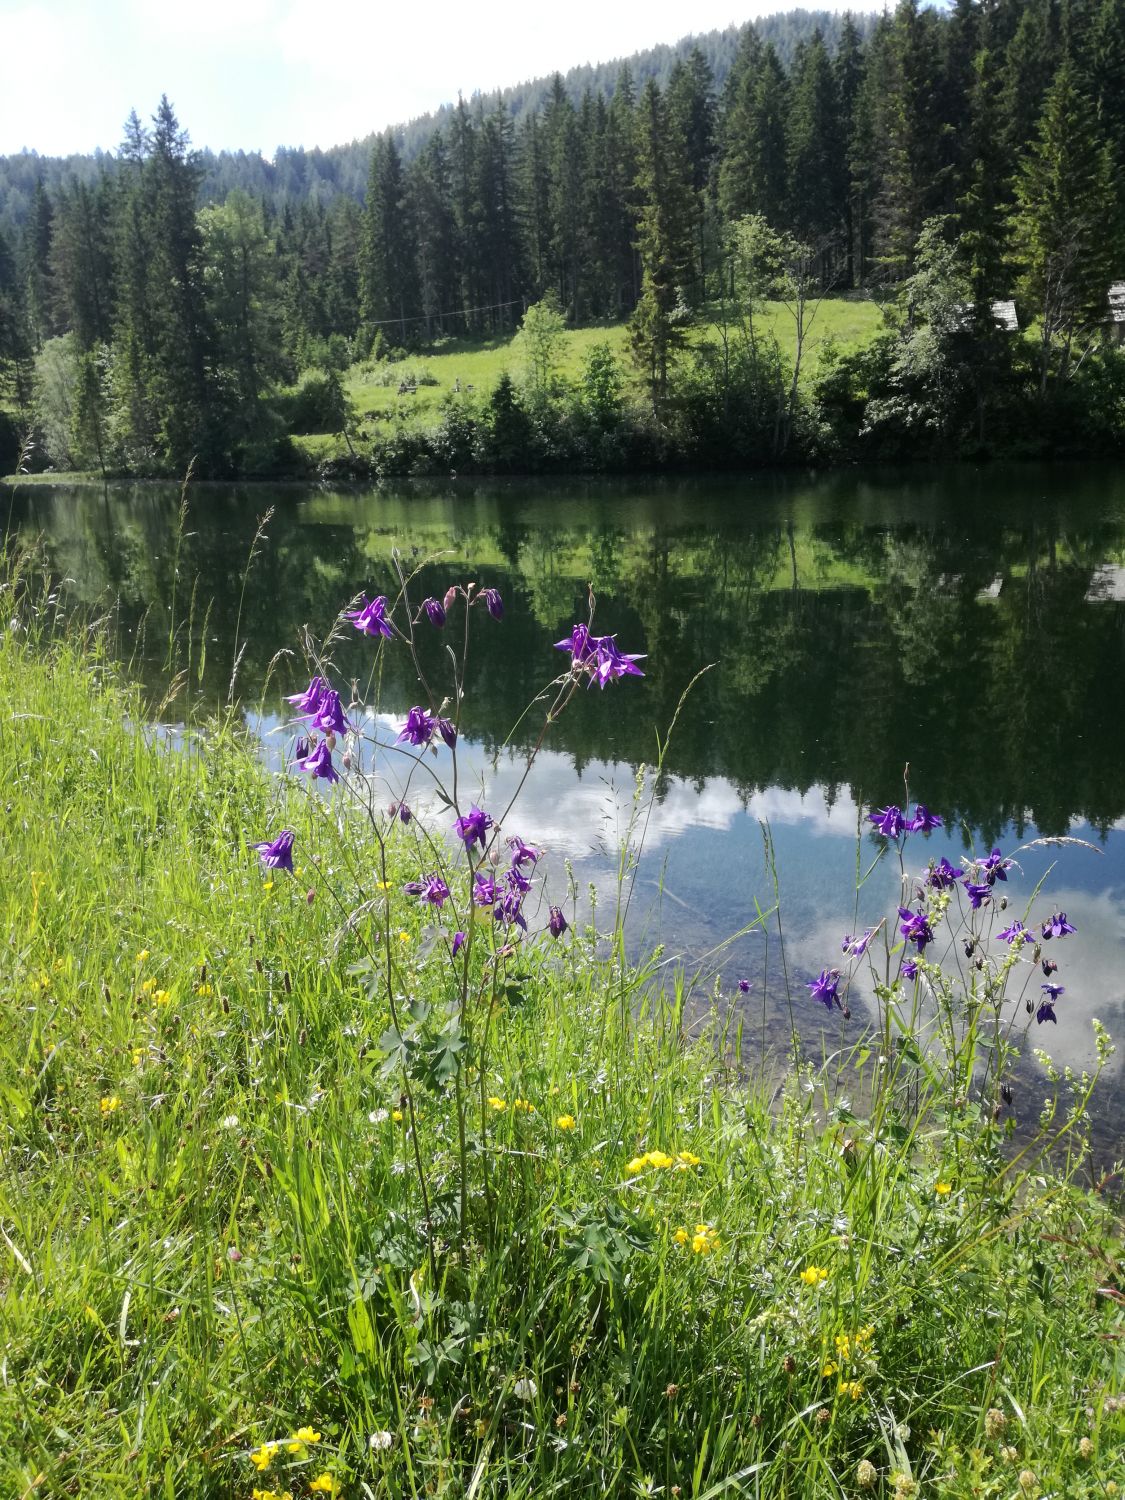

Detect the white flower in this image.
[369,1108,389,1124]
[221,1114,240,1129]
[513,1377,538,1401]
[369,1430,394,1451]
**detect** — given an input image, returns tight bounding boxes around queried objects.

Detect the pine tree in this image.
[408,131,459,339]
[1090,0,1125,174]
[50,179,113,350]
[667,48,717,285]
[785,30,844,250]
[1013,61,1119,388]
[20,180,55,350]
[834,13,866,285]
[359,133,420,344]
[630,79,694,406]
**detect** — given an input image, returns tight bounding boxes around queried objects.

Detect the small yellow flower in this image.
[673,1228,690,1245]
[99,1095,121,1115]
[839,1379,864,1400]
[677,1150,701,1167]
[513,1098,535,1113]
[153,989,171,1006]
[799,1265,830,1287]
[487,1096,507,1112]
[691,1224,720,1254]
[194,983,213,997]
[252,1490,293,1500]
[250,1441,278,1471]
[293,1426,321,1445]
[822,1360,839,1377]
[141,976,157,994]
[376,880,392,891]
[555,1114,576,1130]
[136,949,150,964]
[131,1047,145,1067]
[646,1150,675,1169]
[309,1475,340,1496]
[391,1108,403,1123]
[935,1180,952,1195]
[397,930,411,943]
[262,880,275,892]
[625,1155,648,1175]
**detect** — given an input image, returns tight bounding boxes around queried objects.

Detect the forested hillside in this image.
[2,0,1124,479]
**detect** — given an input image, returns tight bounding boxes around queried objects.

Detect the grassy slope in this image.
[295,297,886,461]
[0,567,1121,1499]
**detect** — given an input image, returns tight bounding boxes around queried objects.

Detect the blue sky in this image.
[0,0,882,158]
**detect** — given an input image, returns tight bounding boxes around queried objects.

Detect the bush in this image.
[276,368,352,435]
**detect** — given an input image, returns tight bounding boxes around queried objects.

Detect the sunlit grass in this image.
[0,557,1121,1499]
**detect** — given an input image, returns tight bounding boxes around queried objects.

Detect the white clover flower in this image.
[369,1108,389,1124]
[513,1377,538,1401]
[369,1430,394,1451]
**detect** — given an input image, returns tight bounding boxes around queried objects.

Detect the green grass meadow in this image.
[0,553,1122,1499]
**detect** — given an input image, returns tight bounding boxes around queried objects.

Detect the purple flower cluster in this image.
[808,968,842,1010]
[398,705,457,749]
[455,805,493,850]
[898,906,934,953]
[555,624,646,689]
[868,804,944,839]
[405,873,451,909]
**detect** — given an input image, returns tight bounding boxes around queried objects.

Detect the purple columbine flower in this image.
[902,958,919,980]
[309,689,350,737]
[555,623,597,666]
[414,874,450,908]
[286,676,328,716]
[907,804,943,833]
[898,906,934,952]
[737,977,752,993]
[454,805,493,850]
[299,740,339,783]
[473,872,499,906]
[493,889,526,930]
[981,847,1012,885]
[1042,912,1076,939]
[964,882,992,910]
[398,705,437,746]
[842,928,875,958]
[1041,981,1065,1000]
[437,717,457,749]
[347,595,394,639]
[422,597,446,629]
[997,919,1032,945]
[251,829,295,873]
[508,836,540,868]
[452,931,467,957]
[548,906,568,939]
[505,866,532,895]
[590,635,646,689]
[868,806,906,839]
[1036,1000,1058,1024]
[293,734,311,763]
[927,857,964,890]
[808,968,842,1010]
[482,588,504,620]
[389,801,413,825]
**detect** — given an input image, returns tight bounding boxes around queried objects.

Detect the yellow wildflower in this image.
[153,989,171,1006]
[555,1114,576,1130]
[935,1180,952,1195]
[822,1360,839,1378]
[677,1150,701,1167]
[309,1475,340,1496]
[691,1224,720,1254]
[391,1109,403,1123]
[799,1265,830,1287]
[513,1098,535,1113]
[375,880,392,891]
[397,930,411,943]
[625,1156,648,1175]
[250,1441,278,1471]
[99,1095,121,1115]
[646,1150,674,1169]
[673,1228,690,1245]
[263,880,274,892]
[141,976,157,993]
[131,1048,145,1067]
[252,1490,292,1500]
[487,1097,507,1112]
[293,1426,321,1445]
[136,949,150,964]
[839,1379,864,1400]
[195,983,213,997]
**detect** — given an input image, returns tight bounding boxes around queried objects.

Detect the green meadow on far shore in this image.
[0,551,1122,1500]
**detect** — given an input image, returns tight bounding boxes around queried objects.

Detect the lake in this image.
[6,465,1125,1154]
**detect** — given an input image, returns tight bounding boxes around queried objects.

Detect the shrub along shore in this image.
[0,563,1122,1499]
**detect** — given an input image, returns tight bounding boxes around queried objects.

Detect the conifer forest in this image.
[2,0,1125,477]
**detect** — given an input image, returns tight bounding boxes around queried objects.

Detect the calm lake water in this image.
[6,466,1125,1154]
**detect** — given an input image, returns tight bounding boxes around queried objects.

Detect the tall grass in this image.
[0,548,1121,1500]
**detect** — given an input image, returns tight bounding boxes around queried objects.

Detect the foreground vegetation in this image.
[1,554,1122,1498]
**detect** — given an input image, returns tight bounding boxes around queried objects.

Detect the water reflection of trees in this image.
[9,470,1125,841]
